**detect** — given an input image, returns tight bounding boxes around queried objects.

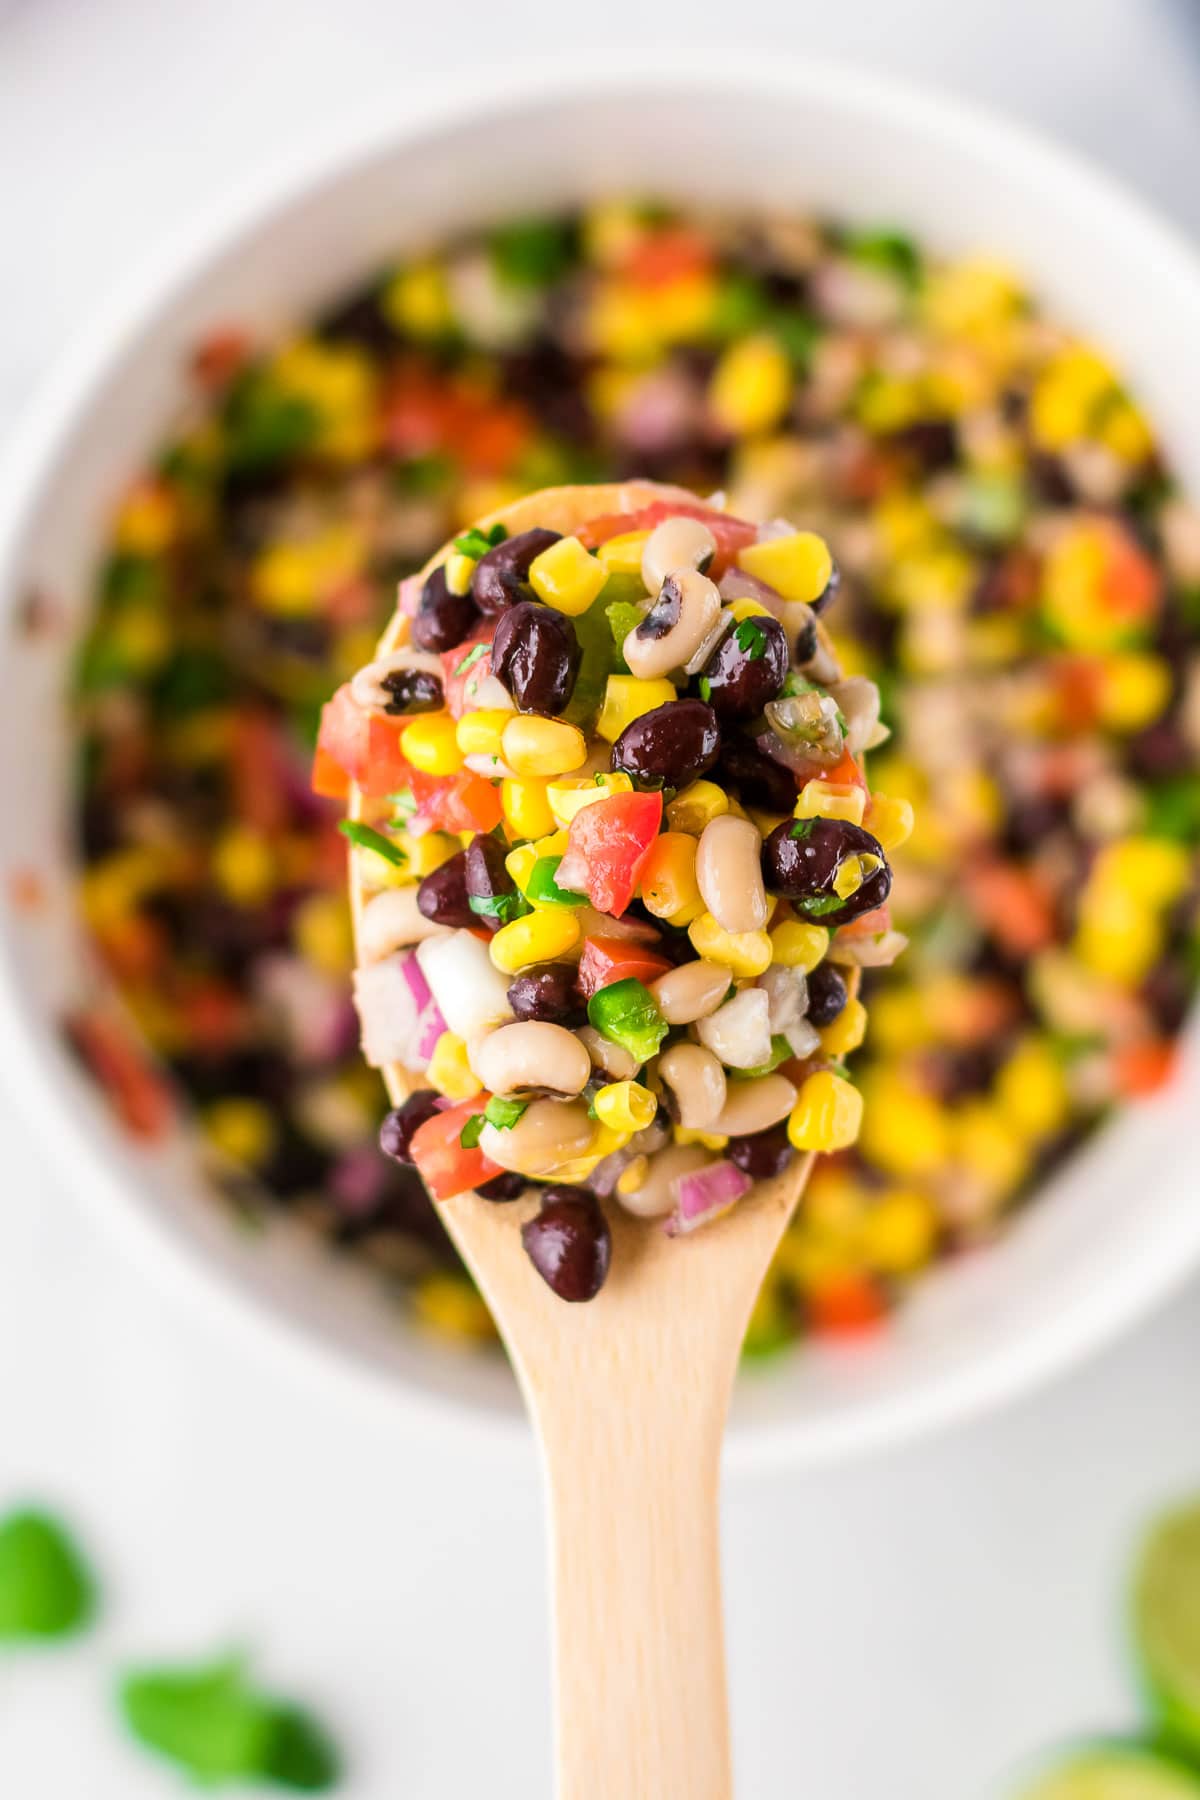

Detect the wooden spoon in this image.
[350,483,856,1800]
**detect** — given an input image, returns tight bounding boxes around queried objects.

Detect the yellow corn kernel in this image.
[401,713,464,777]
[456,709,512,758]
[203,1098,275,1168]
[596,675,677,743]
[383,260,453,338]
[864,793,915,852]
[489,909,582,974]
[114,481,178,555]
[688,912,772,978]
[1096,653,1172,733]
[867,985,934,1055]
[428,1031,483,1101]
[1074,895,1162,986]
[860,1189,938,1276]
[547,770,633,826]
[505,843,538,893]
[796,780,866,826]
[528,535,608,616]
[533,830,570,859]
[748,810,789,842]
[819,996,867,1058]
[444,552,475,597]
[640,832,703,922]
[413,1273,494,1342]
[500,777,556,842]
[787,1071,864,1152]
[1094,838,1191,908]
[292,892,354,976]
[594,1081,658,1133]
[596,530,651,575]
[213,825,276,907]
[994,1036,1071,1141]
[616,1154,650,1197]
[832,852,882,901]
[769,920,830,972]
[726,597,773,624]
[1102,399,1154,465]
[859,1071,949,1178]
[673,1125,730,1150]
[400,831,459,880]
[666,780,729,835]
[709,333,792,436]
[501,715,588,780]
[737,531,832,605]
[954,1101,1029,1200]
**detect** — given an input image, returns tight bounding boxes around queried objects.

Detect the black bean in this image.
[804,960,848,1026]
[381,667,444,715]
[507,964,586,1026]
[417,850,474,928]
[793,613,819,665]
[889,417,957,472]
[728,1123,794,1180]
[810,563,841,617]
[699,613,788,721]
[718,732,798,813]
[464,832,516,932]
[762,817,891,926]
[476,1170,527,1202]
[472,528,562,616]
[521,1186,612,1301]
[491,600,580,714]
[412,564,481,653]
[379,1090,442,1165]
[611,698,720,789]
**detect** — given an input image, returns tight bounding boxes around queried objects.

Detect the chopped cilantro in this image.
[789,819,816,841]
[734,618,768,660]
[468,890,530,926]
[453,641,488,677]
[453,523,507,560]
[698,676,713,702]
[338,821,406,866]
[483,1095,529,1131]
[843,227,922,289]
[0,1507,95,1640]
[118,1651,340,1790]
[489,218,576,287]
[459,1113,485,1149]
[799,893,847,918]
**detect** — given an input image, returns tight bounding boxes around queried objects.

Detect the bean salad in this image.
[70,203,1200,1346]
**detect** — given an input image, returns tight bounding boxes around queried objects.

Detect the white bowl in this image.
[2,57,1199,1473]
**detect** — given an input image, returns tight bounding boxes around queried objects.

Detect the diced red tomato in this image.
[410,1099,503,1200]
[314,684,412,798]
[411,769,503,835]
[808,1273,887,1338]
[190,326,250,392]
[311,745,350,801]
[622,226,713,289]
[1113,1039,1179,1099]
[578,501,757,579]
[232,708,290,834]
[564,790,663,916]
[963,861,1057,957]
[1099,520,1161,627]
[382,368,532,478]
[825,748,867,790]
[65,1009,174,1142]
[834,904,891,942]
[577,936,674,999]
[441,627,495,718]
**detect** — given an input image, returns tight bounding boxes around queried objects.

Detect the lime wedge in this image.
[1016,1746,1200,1799]
[1135,1501,1200,1749]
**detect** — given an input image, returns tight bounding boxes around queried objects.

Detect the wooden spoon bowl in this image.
[350,483,856,1800]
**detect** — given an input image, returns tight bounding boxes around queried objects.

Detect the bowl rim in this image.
[4,50,1200,1476]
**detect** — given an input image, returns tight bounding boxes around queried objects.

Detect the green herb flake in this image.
[453,642,488,678]
[801,893,848,918]
[337,821,407,867]
[483,1095,529,1131]
[789,819,816,841]
[459,1114,485,1150]
[490,218,576,288]
[843,227,923,290]
[734,618,768,661]
[698,676,713,702]
[586,977,668,1065]
[0,1507,95,1641]
[468,890,530,926]
[118,1651,340,1791]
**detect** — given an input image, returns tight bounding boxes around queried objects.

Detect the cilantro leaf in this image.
[483,1095,529,1131]
[468,890,530,926]
[798,893,847,918]
[459,1114,485,1149]
[789,819,815,841]
[338,821,406,867]
[453,642,488,677]
[490,218,576,288]
[734,618,768,660]
[452,523,507,560]
[698,676,712,702]
[0,1507,95,1640]
[119,1652,340,1791]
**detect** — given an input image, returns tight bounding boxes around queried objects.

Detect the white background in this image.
[3,3,1200,1795]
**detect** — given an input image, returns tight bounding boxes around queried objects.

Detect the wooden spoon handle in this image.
[537,1369,734,1800]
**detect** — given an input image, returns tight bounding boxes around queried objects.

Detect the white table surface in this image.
[3,3,1200,1795]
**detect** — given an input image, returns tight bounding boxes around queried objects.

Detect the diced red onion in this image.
[784,1019,821,1059]
[830,929,909,968]
[665,1159,752,1236]
[353,953,423,1069]
[416,1001,450,1062]
[718,567,785,618]
[399,949,432,1017]
[331,1148,389,1219]
[828,677,882,759]
[757,964,808,1035]
[554,845,590,899]
[587,1148,634,1197]
[257,953,356,1066]
[416,929,514,1038]
[398,574,423,618]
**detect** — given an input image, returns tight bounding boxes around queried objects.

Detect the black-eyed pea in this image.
[649,959,731,1025]
[695,814,768,934]
[657,1043,727,1130]
[615,1143,715,1219]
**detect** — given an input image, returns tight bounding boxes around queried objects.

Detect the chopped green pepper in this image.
[525,857,587,908]
[586,978,668,1065]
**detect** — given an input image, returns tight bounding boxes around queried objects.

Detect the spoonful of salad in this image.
[316,480,906,1799]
